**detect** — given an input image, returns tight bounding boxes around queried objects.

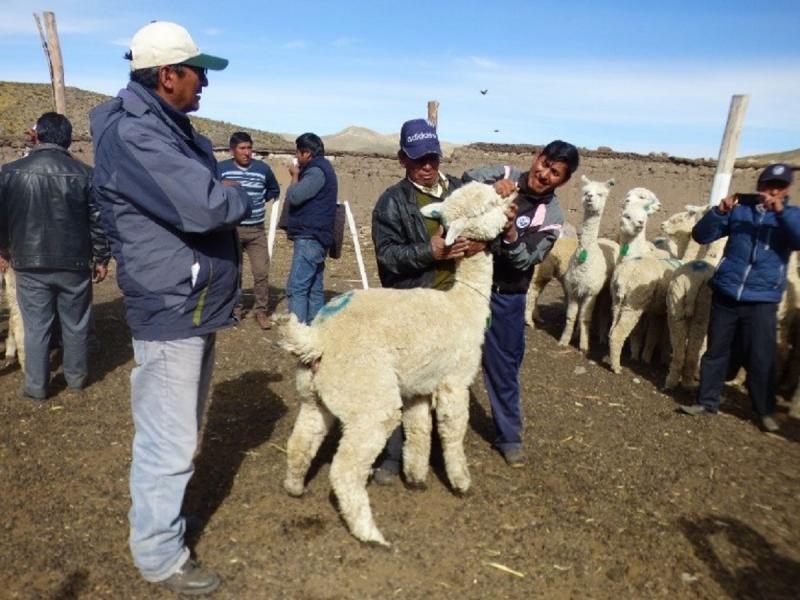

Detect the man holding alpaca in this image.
[370,118,481,485]
[464,140,578,466]
[680,163,800,433]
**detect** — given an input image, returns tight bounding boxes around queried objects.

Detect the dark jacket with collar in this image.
[0,143,110,270]
[90,82,250,341]
[286,155,338,248]
[371,174,463,289]
[693,200,800,303]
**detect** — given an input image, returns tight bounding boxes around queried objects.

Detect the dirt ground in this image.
[1,146,799,599]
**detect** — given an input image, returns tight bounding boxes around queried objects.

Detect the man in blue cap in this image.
[91,21,250,595]
[680,163,800,433]
[370,119,481,485]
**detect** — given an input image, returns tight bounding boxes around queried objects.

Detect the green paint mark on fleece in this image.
[314,290,355,324]
[620,244,630,258]
[577,249,588,264]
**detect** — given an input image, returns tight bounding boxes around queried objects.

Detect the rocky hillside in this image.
[0,81,291,150]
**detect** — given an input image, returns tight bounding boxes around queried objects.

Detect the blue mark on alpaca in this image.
[690,260,709,272]
[314,290,354,323]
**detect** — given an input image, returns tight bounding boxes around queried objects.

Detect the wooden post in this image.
[708,95,749,206]
[344,201,369,289]
[427,101,439,127]
[33,12,67,115]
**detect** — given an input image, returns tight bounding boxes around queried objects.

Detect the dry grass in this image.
[0,81,291,150]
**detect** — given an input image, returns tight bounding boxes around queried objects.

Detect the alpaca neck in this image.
[453,250,494,299]
[580,213,602,248]
[672,232,692,259]
[697,238,726,265]
[619,228,647,260]
[680,236,703,261]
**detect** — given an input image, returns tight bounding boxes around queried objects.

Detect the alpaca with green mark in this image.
[558,175,616,352]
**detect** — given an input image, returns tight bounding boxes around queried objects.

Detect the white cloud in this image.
[282,40,308,50]
[333,37,359,47]
[469,56,499,69]
[203,28,223,37]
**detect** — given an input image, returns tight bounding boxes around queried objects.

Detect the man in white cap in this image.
[90,21,250,595]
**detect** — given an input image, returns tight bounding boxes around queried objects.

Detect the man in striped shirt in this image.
[217,132,280,329]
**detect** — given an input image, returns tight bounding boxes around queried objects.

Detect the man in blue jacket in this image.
[91,21,250,595]
[681,164,800,433]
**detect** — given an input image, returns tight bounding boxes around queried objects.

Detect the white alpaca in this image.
[607,188,679,373]
[558,176,616,352]
[525,236,577,326]
[1,268,24,366]
[278,181,514,546]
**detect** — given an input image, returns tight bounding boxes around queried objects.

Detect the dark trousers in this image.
[15,269,92,398]
[482,291,527,451]
[697,291,777,416]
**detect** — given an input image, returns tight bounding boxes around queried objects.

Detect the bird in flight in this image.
[480,89,488,95]
[493,129,500,133]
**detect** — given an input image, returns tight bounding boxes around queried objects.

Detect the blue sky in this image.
[1,0,798,158]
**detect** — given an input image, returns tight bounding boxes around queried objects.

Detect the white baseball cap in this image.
[129,21,228,71]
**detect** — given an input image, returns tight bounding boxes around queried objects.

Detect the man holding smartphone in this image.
[680,163,799,432]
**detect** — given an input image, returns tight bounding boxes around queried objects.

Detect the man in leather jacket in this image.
[0,112,110,400]
[369,118,480,485]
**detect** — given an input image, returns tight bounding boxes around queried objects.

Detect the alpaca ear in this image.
[685,204,703,214]
[645,196,662,215]
[581,175,590,185]
[606,178,615,187]
[445,217,467,246]
[420,201,444,220]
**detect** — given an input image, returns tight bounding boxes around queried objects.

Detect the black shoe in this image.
[679,404,715,416]
[159,559,220,596]
[184,514,203,537]
[760,415,780,433]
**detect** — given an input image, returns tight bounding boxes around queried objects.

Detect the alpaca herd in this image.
[527,175,800,420]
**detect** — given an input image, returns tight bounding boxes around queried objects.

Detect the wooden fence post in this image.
[427,101,439,127]
[708,95,749,206]
[33,12,67,115]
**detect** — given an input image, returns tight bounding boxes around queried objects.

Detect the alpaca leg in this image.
[559,297,579,346]
[578,295,597,354]
[665,315,688,389]
[682,318,708,389]
[642,314,662,364]
[525,279,544,326]
[609,308,643,373]
[402,396,432,487]
[284,395,334,497]
[629,318,645,361]
[434,384,471,495]
[790,384,800,419]
[330,416,396,546]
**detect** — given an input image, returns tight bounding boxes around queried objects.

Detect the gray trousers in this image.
[15,269,92,398]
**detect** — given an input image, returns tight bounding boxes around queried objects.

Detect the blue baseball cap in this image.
[758,163,794,187]
[399,119,442,159]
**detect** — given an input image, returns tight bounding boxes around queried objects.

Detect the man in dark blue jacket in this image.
[284,133,338,324]
[91,21,250,595]
[680,164,800,432]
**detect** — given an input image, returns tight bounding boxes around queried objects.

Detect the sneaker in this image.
[502,447,526,468]
[159,559,220,596]
[255,311,272,330]
[371,466,399,486]
[760,415,780,433]
[233,305,244,321]
[679,404,715,416]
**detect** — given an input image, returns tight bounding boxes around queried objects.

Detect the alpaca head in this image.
[580,175,614,214]
[659,204,706,236]
[619,203,649,238]
[420,181,516,245]
[624,187,661,215]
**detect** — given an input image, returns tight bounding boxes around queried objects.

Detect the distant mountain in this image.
[280,125,459,157]
[741,148,800,165]
[0,81,291,150]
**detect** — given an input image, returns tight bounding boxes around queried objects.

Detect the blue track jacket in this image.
[692,200,800,303]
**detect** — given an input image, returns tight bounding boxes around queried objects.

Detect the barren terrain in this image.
[1,146,798,599]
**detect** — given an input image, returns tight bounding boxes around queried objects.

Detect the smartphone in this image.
[737,193,763,206]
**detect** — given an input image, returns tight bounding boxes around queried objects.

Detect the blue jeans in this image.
[482,292,527,451]
[15,269,91,398]
[129,334,215,582]
[286,237,326,324]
